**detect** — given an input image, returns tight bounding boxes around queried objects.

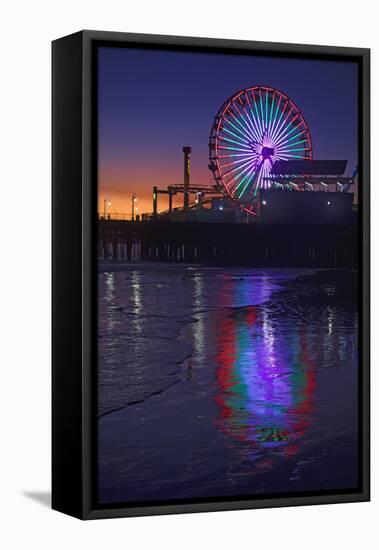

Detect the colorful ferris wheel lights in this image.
[209,86,312,214]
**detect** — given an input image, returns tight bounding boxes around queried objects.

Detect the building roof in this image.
[271,160,348,176]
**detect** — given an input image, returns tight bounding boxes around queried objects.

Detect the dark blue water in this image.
[97,265,359,504]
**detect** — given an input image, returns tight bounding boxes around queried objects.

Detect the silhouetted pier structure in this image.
[97,220,357,268]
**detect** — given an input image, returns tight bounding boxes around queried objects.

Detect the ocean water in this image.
[97,265,359,503]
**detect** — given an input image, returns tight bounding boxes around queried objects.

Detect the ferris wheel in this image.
[209,86,312,215]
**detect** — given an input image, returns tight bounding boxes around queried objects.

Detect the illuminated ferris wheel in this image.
[209,86,312,215]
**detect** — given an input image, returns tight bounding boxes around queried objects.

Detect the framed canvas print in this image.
[52,30,370,519]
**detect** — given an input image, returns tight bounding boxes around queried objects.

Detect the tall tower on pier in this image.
[183,146,192,211]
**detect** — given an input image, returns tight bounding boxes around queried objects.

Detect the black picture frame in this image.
[52,30,370,520]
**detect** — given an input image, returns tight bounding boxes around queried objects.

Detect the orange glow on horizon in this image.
[97,189,189,218]
[98,148,215,217]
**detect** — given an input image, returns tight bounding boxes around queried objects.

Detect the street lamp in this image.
[103,196,111,218]
[132,193,137,221]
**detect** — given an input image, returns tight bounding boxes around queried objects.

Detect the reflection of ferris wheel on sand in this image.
[209,86,312,215]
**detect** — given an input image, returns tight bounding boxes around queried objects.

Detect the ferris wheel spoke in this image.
[220,157,258,173]
[268,97,286,144]
[259,90,265,132]
[223,114,256,144]
[239,97,264,144]
[268,93,281,139]
[262,90,270,137]
[275,142,309,154]
[221,120,251,150]
[270,101,292,144]
[237,163,261,198]
[232,109,260,146]
[249,93,265,136]
[244,103,265,144]
[242,160,264,198]
[222,126,252,146]
[234,158,262,196]
[220,155,258,177]
[275,149,308,157]
[278,148,305,155]
[227,107,258,143]
[274,116,305,143]
[226,155,259,183]
[273,152,308,159]
[225,158,260,194]
[250,90,266,137]
[217,152,259,160]
[218,135,254,150]
[270,103,294,145]
[271,112,301,148]
[232,100,261,144]
[274,126,307,149]
[267,92,275,133]
[265,90,270,131]
[275,137,308,150]
[244,91,261,141]
[217,144,255,154]
[262,90,268,132]
[272,122,297,149]
[271,154,292,162]
[266,91,277,138]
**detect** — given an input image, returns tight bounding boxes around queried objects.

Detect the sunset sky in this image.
[98,46,358,217]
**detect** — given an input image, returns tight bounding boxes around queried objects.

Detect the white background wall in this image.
[0,1,376,548]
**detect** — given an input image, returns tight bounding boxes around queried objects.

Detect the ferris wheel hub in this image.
[261,146,275,160]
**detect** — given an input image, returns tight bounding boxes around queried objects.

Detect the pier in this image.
[97,220,357,268]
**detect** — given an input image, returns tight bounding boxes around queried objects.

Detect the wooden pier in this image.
[97,220,358,268]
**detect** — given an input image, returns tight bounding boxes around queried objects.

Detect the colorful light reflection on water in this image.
[215,286,317,459]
